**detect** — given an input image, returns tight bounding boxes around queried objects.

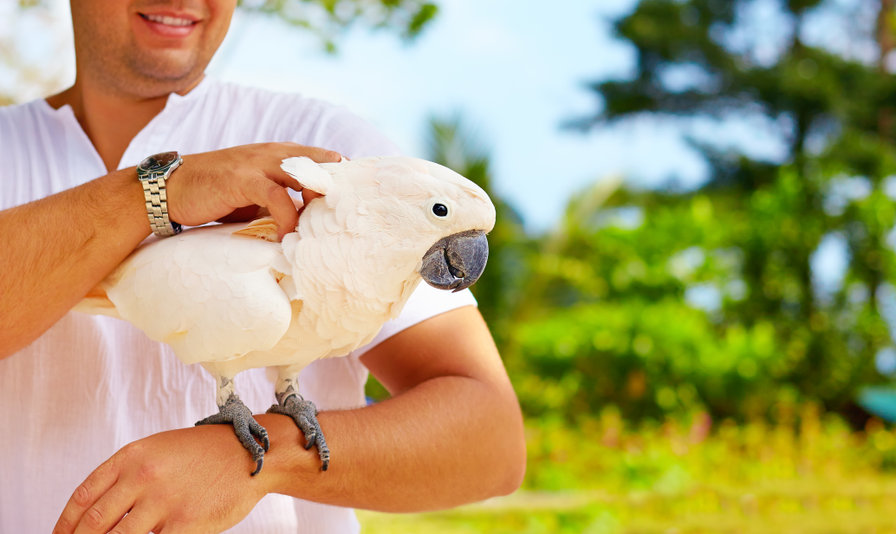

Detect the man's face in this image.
[71,0,237,97]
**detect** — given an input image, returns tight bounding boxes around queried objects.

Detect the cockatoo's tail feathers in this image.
[281,157,334,195]
[232,217,280,242]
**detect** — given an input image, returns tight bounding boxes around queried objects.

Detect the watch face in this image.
[140,151,179,171]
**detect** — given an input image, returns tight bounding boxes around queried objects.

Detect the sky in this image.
[209,0,720,232]
[209,0,659,232]
[3,0,720,232]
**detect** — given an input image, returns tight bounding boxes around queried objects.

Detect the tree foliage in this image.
[238,0,438,52]
[507,0,896,422]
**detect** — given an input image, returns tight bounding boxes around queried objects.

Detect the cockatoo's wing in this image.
[232,217,280,242]
[82,224,295,365]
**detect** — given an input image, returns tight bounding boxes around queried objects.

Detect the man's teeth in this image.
[144,14,194,27]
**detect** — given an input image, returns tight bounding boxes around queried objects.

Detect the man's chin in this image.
[126,52,207,94]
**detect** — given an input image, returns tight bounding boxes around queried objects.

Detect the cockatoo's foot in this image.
[196,394,270,476]
[267,394,330,471]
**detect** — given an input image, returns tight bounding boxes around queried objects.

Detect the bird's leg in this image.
[196,375,270,476]
[267,373,330,471]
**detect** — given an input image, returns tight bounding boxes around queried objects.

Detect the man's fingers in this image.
[270,172,303,192]
[53,463,120,534]
[270,145,340,193]
[280,144,342,164]
[71,485,136,534]
[251,184,299,238]
[108,506,158,534]
[301,189,323,206]
[162,143,341,229]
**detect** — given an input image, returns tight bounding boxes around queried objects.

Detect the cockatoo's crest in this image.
[281,156,334,195]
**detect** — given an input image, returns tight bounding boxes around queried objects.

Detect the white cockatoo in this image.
[76,156,496,475]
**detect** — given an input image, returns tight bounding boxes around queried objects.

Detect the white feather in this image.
[281,156,334,195]
[76,156,496,393]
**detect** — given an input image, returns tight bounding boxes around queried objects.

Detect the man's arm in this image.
[287,305,526,510]
[0,167,148,357]
[52,306,526,533]
[0,143,341,358]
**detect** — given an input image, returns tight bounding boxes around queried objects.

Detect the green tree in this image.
[514,0,896,421]
[239,0,438,52]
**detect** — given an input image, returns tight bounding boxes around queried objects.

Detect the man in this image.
[0,1,526,532]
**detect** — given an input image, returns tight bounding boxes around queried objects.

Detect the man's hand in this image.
[167,143,342,239]
[0,142,341,359]
[52,425,272,534]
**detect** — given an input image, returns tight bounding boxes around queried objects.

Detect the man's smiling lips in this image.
[137,12,200,38]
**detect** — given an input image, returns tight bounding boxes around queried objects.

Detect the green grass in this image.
[360,490,896,533]
[359,405,896,533]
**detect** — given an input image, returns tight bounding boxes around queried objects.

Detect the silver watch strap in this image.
[141,176,179,237]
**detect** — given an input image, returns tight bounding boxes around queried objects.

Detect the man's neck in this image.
[46,76,204,172]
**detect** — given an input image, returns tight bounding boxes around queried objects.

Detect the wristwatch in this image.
[137,151,183,237]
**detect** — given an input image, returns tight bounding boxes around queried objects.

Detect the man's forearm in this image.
[52,307,525,532]
[52,373,526,534]
[0,144,345,359]
[0,169,150,357]
[260,374,526,512]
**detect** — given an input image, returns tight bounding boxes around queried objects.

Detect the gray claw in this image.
[197,394,269,476]
[252,458,264,477]
[268,394,330,471]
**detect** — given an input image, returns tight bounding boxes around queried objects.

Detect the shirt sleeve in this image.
[281,98,404,159]
[317,107,404,159]
[350,283,479,358]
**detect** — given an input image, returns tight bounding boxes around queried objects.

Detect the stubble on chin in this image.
[122,48,206,97]
[74,19,203,98]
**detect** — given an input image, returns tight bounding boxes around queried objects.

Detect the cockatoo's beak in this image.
[419,230,490,292]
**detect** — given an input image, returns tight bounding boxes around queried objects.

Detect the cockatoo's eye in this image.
[432,203,449,217]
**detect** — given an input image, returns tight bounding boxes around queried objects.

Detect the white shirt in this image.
[0,78,475,533]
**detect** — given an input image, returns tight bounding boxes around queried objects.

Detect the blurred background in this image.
[7,0,896,532]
